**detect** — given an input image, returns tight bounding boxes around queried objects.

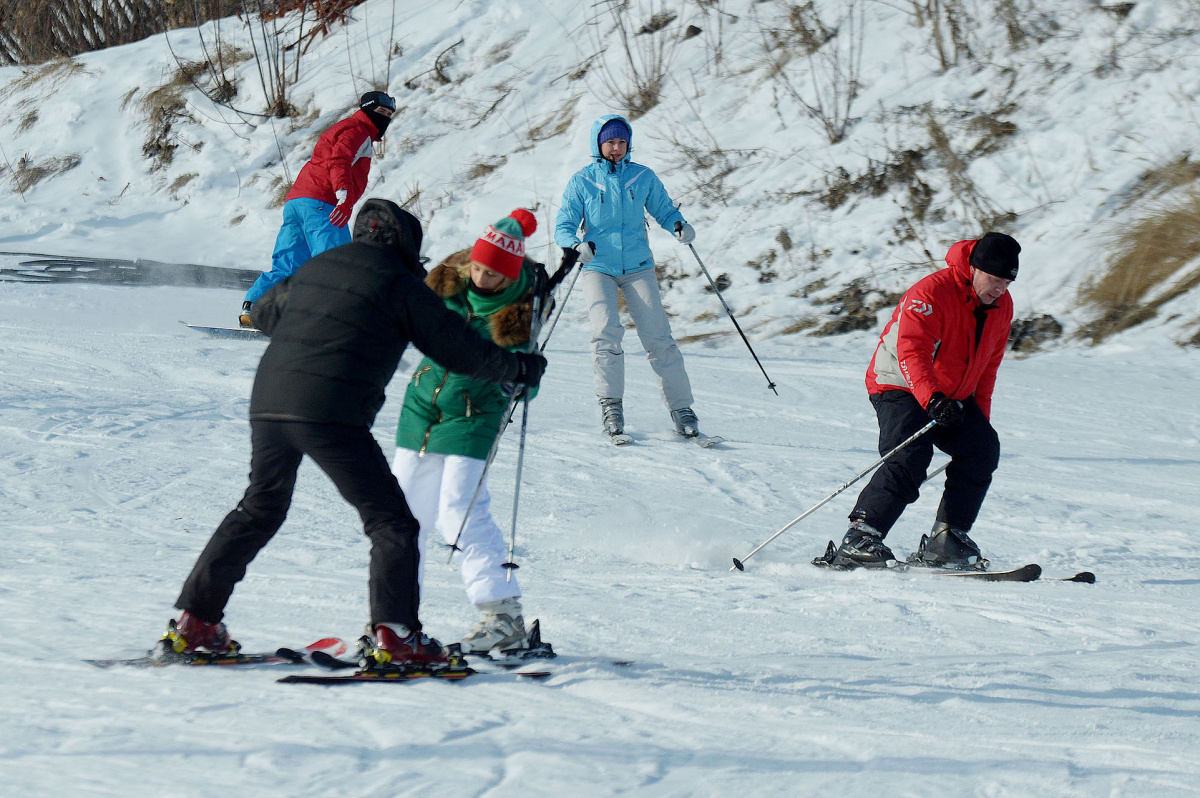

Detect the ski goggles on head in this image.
[361,92,397,112]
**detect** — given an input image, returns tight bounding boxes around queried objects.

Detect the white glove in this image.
[334,188,348,205]
[674,222,696,245]
[574,241,595,266]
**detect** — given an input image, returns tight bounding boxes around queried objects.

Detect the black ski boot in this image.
[814,520,896,569]
[908,521,988,570]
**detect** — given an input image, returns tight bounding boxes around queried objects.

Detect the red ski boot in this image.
[361,623,450,669]
[162,610,240,655]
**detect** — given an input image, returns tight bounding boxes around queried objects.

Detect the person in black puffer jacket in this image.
[168,199,547,666]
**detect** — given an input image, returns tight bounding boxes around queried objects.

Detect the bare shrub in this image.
[1077,191,1200,344]
[16,110,38,134]
[464,156,508,181]
[526,103,577,143]
[812,278,903,336]
[0,57,87,100]
[588,0,682,119]
[757,0,865,144]
[924,107,1016,230]
[1121,153,1200,211]
[661,117,754,207]
[7,153,81,194]
[140,73,195,170]
[907,0,973,71]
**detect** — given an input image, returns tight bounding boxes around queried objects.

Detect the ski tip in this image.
[1064,571,1096,584]
[305,637,348,656]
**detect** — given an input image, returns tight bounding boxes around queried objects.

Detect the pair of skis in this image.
[606,430,725,448]
[810,541,1096,583]
[88,621,567,685]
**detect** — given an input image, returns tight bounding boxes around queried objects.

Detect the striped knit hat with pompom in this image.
[469,209,537,280]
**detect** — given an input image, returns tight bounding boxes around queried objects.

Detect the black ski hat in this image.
[359,91,396,136]
[970,232,1020,281]
[353,198,424,275]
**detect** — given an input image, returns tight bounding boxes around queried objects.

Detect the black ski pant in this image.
[176,419,423,630]
[850,390,1000,536]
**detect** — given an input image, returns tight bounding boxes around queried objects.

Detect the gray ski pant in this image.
[581,268,693,411]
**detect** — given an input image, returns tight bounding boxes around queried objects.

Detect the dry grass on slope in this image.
[1077,190,1200,345]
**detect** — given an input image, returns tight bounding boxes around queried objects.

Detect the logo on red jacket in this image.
[907,299,933,317]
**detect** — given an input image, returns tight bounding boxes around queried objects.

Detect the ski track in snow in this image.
[1,282,1198,796]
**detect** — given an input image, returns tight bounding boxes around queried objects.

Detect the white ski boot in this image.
[461,597,528,654]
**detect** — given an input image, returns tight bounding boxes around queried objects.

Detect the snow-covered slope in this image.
[2,2,1200,794]
[2,0,1200,345]
[2,278,1199,795]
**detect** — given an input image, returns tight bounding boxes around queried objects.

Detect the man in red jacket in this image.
[240,91,396,326]
[822,232,1021,570]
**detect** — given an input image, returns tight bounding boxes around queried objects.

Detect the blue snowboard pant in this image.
[245,197,351,303]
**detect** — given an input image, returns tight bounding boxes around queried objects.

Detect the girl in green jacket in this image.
[392,209,541,653]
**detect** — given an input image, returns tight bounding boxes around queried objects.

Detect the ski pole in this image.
[677,223,778,395]
[730,420,936,571]
[445,255,564,562]
[502,267,548,580]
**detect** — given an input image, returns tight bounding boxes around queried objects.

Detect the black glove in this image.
[512,352,547,388]
[927,392,964,427]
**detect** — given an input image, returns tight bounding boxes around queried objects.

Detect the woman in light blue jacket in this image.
[555,114,702,444]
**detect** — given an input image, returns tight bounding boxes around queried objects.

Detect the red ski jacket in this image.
[285,110,380,207]
[865,239,1013,419]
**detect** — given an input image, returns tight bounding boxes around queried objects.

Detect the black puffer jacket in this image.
[249,198,522,427]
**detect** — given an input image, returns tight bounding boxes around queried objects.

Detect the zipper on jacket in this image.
[462,390,474,418]
[419,371,451,455]
[411,365,432,387]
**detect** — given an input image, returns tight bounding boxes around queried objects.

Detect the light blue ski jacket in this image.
[555,114,686,277]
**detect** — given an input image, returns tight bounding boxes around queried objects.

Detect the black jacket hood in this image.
[353,198,424,275]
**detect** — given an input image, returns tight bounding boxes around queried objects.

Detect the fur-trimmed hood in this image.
[426,249,534,348]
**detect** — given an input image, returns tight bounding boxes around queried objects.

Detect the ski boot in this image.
[462,597,528,654]
[238,301,253,328]
[908,521,988,570]
[670,406,700,438]
[358,623,454,674]
[155,610,240,662]
[813,519,896,569]
[600,398,625,439]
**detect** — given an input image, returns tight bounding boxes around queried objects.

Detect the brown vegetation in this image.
[1077,191,1200,344]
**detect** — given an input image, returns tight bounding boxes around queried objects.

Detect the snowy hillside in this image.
[2,0,1200,346]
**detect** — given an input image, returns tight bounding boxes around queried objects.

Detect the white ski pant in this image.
[391,448,520,607]
[580,268,694,410]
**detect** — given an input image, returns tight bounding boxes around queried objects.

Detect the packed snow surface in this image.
[1,280,1198,796]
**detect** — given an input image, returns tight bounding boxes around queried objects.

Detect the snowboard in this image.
[182,321,266,340]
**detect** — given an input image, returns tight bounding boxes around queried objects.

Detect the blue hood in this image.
[589,114,633,163]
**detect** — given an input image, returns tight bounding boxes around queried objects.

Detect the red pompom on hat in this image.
[470,209,537,280]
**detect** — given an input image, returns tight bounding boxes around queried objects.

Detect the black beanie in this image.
[970,232,1020,280]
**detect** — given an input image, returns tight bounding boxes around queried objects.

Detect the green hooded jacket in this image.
[395,252,539,460]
